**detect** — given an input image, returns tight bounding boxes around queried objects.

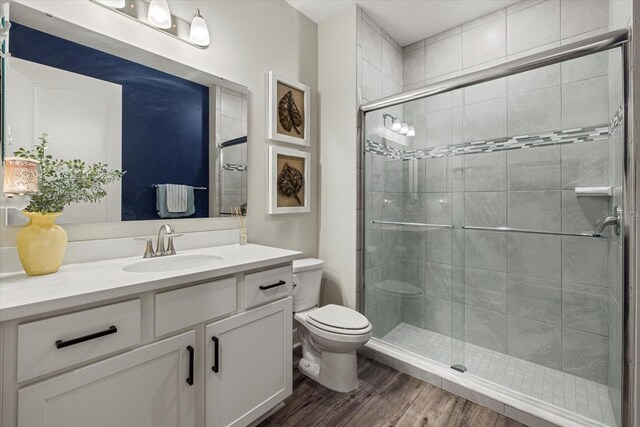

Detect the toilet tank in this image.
[292,258,324,312]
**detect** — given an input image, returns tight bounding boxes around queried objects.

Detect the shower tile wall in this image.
[388,0,614,384]
[357,6,406,338]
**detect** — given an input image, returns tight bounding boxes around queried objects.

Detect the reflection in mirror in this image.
[215,87,247,216]
[5,20,247,226]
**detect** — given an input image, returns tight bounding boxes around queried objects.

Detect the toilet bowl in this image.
[292,259,371,392]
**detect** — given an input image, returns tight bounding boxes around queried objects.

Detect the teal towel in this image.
[156,184,196,218]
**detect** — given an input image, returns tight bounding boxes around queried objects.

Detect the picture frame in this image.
[268,146,310,214]
[267,71,310,147]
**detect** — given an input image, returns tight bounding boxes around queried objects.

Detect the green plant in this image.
[13,133,124,214]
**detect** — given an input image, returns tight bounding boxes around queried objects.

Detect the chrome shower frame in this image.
[358,28,636,426]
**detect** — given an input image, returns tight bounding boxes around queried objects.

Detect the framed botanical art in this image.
[267,71,310,147]
[268,146,310,214]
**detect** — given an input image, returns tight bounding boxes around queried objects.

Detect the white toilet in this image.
[292,258,372,393]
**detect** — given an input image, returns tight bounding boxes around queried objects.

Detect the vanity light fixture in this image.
[407,126,416,137]
[147,0,171,29]
[391,118,402,131]
[189,9,210,47]
[90,0,210,49]
[400,122,409,135]
[95,0,125,8]
[0,157,40,210]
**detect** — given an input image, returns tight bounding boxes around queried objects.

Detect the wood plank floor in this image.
[258,349,528,427]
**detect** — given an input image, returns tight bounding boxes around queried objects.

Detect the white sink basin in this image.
[123,254,224,273]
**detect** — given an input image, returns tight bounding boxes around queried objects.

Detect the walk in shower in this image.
[361,29,632,427]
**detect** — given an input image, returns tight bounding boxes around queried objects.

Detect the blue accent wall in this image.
[10,23,209,220]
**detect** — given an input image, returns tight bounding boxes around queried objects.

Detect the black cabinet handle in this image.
[186,345,194,386]
[211,336,219,373]
[259,280,286,291]
[55,325,117,349]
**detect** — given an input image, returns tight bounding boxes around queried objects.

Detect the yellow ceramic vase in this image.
[16,211,68,276]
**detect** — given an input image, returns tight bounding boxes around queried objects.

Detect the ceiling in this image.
[286,0,522,47]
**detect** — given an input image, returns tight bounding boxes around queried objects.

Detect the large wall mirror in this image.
[3,4,247,226]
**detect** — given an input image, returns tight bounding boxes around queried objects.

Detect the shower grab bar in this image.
[461,225,603,238]
[371,220,454,229]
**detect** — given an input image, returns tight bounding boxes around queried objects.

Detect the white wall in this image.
[317,6,358,308]
[1,0,318,257]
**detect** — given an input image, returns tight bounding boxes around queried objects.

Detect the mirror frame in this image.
[1,2,248,246]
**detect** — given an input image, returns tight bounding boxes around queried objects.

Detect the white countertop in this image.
[0,244,303,322]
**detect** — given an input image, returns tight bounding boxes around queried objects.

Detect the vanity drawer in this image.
[155,277,237,336]
[244,265,293,309]
[17,299,141,382]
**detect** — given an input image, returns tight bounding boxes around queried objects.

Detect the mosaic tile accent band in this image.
[609,104,624,135]
[366,124,611,160]
[222,163,248,172]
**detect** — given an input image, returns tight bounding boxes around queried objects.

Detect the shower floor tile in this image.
[383,323,616,426]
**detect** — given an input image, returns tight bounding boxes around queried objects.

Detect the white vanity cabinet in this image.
[205,297,292,427]
[18,331,196,427]
[0,248,299,427]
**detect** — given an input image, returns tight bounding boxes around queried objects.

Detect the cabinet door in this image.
[205,297,292,427]
[18,331,196,427]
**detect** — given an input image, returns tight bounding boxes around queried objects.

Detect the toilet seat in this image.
[299,315,372,345]
[306,304,370,335]
[296,305,372,343]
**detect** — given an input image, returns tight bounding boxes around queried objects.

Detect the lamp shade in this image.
[3,157,39,195]
[190,9,210,46]
[96,0,126,8]
[148,0,172,29]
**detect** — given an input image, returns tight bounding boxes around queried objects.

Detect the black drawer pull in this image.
[55,325,118,349]
[186,345,194,386]
[211,336,219,373]
[259,280,286,291]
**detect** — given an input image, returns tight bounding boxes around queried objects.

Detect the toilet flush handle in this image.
[291,274,300,295]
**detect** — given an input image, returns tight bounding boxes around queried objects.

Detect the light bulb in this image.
[407,125,415,137]
[148,0,171,29]
[190,9,210,46]
[391,118,401,131]
[400,122,409,135]
[96,0,126,8]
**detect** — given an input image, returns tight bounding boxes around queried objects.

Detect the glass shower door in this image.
[362,44,625,427]
[363,96,464,369]
[454,53,624,426]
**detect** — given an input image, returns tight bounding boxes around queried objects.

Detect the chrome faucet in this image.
[156,224,173,256]
[594,206,621,236]
[135,224,182,258]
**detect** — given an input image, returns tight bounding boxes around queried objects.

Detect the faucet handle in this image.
[166,234,183,255]
[593,205,622,236]
[134,237,155,258]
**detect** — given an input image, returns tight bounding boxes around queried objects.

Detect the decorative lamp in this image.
[1,157,39,210]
